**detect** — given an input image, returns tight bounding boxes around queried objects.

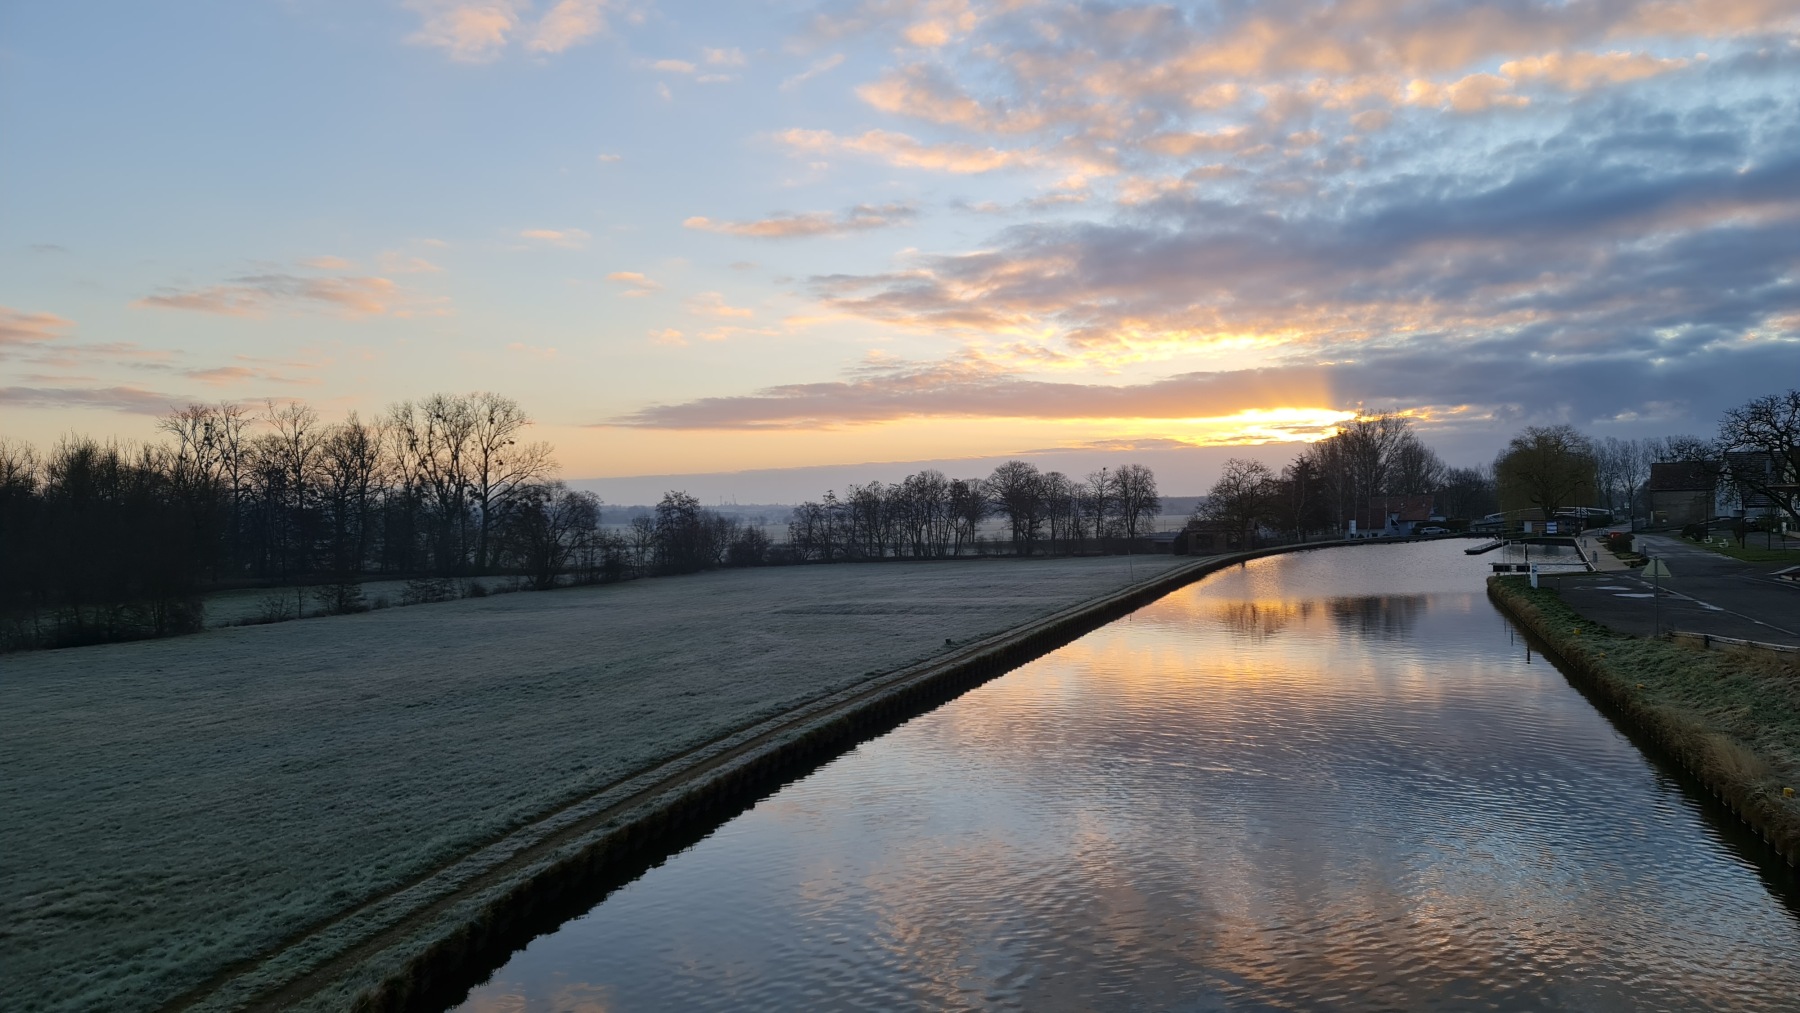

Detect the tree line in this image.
[1200,389,1799,546]
[785,461,1160,560]
[1493,391,1799,529]
[1200,412,1468,544]
[0,393,1169,650]
[0,393,615,648]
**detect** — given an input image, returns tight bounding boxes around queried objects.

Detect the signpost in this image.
[1644,558,1672,635]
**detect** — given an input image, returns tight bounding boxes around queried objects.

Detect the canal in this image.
[456,540,1800,1011]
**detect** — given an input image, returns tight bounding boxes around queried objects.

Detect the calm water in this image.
[457,541,1800,1012]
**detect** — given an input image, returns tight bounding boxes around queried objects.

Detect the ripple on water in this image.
[456,542,1800,1012]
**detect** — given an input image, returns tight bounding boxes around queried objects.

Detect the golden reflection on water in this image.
[458,542,1800,1012]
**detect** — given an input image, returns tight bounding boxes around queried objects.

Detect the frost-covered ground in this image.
[198,575,510,627]
[0,554,1186,1012]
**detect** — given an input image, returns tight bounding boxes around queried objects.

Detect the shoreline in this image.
[1487,577,1800,869]
[173,541,1358,1013]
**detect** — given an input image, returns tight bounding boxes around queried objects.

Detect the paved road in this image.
[1536,532,1800,647]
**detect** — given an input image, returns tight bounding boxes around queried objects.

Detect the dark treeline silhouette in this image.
[1201,412,1470,546]
[1,395,1167,650]
[1200,391,1798,548]
[0,393,627,649]
[786,461,1160,560]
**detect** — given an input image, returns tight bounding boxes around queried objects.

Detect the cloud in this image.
[609,329,1799,434]
[403,0,524,62]
[834,84,1800,343]
[703,47,746,67]
[135,274,401,317]
[183,365,317,387]
[378,251,444,273]
[0,385,185,415]
[406,0,620,60]
[775,128,1035,174]
[0,306,74,347]
[505,341,559,360]
[597,152,622,163]
[652,58,696,73]
[1501,50,1694,91]
[782,53,844,91]
[301,255,355,270]
[29,243,69,255]
[686,292,754,319]
[608,355,1330,429]
[527,0,612,54]
[683,203,918,239]
[519,227,591,248]
[649,327,687,346]
[607,270,661,296]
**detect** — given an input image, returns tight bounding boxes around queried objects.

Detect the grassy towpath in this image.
[1,555,1188,1013]
[1488,577,1800,865]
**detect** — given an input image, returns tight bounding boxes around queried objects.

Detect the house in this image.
[1722,451,1794,526]
[1177,519,1245,554]
[1647,460,1721,527]
[1347,495,1436,538]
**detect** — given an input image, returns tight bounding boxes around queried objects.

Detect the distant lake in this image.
[456,540,1800,1011]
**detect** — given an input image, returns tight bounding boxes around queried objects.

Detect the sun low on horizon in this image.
[3,1,1796,494]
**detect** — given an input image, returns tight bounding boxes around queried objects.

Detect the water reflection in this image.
[457,541,1799,1012]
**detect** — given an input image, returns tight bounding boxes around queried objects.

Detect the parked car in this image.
[1418,525,1449,535]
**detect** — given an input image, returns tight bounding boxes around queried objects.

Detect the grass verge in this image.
[1689,539,1800,565]
[1487,576,1800,866]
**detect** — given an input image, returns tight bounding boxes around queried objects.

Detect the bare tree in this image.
[1647,433,1715,463]
[947,478,986,556]
[1437,465,1497,521]
[468,392,555,572]
[1084,468,1113,543]
[1205,458,1277,546]
[1717,388,1800,529]
[262,400,324,602]
[507,481,601,589]
[319,412,385,586]
[1112,463,1161,541]
[986,461,1047,555]
[1388,437,1445,496]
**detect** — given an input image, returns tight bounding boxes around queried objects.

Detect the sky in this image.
[2,1,1797,499]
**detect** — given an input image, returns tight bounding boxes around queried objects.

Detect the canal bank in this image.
[1488,577,1800,866]
[456,541,1800,1011]
[171,541,1358,1013]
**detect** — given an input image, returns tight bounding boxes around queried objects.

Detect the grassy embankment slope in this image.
[0,554,1188,1013]
[1488,577,1800,863]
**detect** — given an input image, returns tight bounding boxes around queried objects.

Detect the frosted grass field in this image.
[0,554,1184,1012]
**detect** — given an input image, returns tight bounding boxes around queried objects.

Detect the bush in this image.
[400,577,458,606]
[316,580,368,615]
[1606,531,1634,552]
[251,593,293,625]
